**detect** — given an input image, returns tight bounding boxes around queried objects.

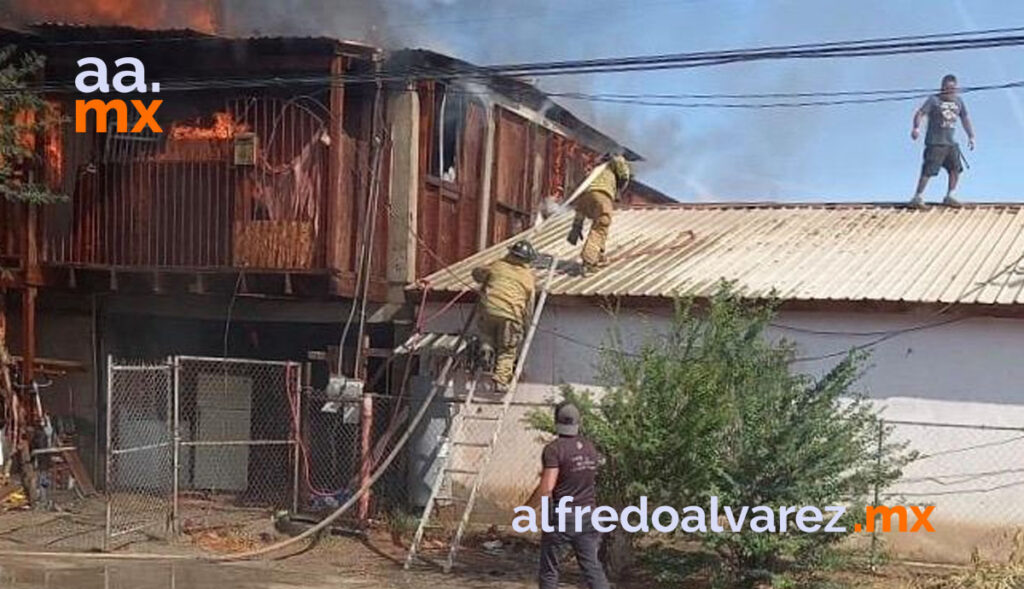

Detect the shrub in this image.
[529,285,916,586]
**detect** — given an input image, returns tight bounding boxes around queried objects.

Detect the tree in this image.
[1,44,64,507]
[1,45,64,204]
[529,285,916,587]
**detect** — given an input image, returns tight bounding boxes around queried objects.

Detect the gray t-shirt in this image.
[922,94,968,146]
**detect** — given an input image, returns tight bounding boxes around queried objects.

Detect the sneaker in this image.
[908,194,925,209]
[943,194,962,207]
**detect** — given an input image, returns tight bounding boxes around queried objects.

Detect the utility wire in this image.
[9,28,1024,95]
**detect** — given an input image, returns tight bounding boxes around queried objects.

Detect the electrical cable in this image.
[10,28,1024,95]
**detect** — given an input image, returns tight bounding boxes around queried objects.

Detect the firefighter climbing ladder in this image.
[404,256,558,572]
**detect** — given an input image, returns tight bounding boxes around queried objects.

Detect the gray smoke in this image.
[3,0,859,201]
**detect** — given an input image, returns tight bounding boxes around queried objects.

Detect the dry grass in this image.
[895,530,1024,589]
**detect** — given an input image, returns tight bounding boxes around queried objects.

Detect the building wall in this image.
[410,81,607,278]
[422,302,1024,561]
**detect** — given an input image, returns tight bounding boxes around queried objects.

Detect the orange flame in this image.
[10,0,219,33]
[170,112,248,141]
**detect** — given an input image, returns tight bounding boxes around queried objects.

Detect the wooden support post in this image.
[22,202,39,388]
[326,55,347,295]
[21,287,36,389]
[18,202,41,506]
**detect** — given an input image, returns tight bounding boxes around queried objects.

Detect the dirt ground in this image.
[0,528,970,589]
[0,494,973,588]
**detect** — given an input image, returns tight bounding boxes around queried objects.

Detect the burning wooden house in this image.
[0,23,663,513]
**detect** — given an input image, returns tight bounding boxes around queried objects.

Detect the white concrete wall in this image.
[422,302,1024,562]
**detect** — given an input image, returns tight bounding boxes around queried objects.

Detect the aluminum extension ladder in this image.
[404,257,558,572]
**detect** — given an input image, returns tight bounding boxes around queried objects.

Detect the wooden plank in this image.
[10,355,87,374]
[61,448,96,495]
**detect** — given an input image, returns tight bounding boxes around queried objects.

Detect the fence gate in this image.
[105,358,174,548]
[105,355,300,548]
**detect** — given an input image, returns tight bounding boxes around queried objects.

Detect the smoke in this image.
[0,0,866,201]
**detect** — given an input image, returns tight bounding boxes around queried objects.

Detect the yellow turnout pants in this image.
[574,190,613,268]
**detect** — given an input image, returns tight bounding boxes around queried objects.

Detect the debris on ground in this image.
[482,539,504,554]
[189,527,263,553]
[1,489,27,510]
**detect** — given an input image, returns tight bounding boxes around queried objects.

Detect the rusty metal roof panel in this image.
[418,204,1024,306]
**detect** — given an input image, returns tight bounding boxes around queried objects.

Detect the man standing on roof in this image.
[910,74,976,209]
[567,154,632,275]
[471,240,537,393]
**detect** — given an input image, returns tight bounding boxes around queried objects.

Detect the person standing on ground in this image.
[910,74,976,208]
[471,240,537,393]
[567,154,631,275]
[528,402,610,589]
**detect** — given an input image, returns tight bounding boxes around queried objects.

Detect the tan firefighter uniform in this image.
[574,156,631,270]
[471,256,536,388]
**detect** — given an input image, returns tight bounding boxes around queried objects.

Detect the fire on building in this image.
[0,22,661,550]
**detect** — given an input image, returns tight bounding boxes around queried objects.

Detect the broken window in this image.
[429,84,466,183]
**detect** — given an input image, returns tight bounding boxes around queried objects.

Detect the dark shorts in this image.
[922,144,963,177]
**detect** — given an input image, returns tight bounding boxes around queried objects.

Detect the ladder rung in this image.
[465,415,500,421]
[445,468,480,475]
[452,441,490,448]
[435,496,468,503]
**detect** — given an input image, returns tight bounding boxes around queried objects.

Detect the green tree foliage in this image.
[1,45,65,204]
[529,285,916,586]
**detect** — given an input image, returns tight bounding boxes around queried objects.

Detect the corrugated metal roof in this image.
[419,203,1024,306]
[395,332,468,356]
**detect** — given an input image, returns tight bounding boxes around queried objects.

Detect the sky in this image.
[341,0,1024,203]
[10,0,1024,202]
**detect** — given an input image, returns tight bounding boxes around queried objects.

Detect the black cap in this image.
[555,402,580,436]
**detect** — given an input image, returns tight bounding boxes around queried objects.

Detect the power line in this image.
[548,80,1024,109]
[20,21,1024,47]
[8,27,1024,96]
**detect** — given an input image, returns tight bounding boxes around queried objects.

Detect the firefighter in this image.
[471,240,538,393]
[567,154,631,275]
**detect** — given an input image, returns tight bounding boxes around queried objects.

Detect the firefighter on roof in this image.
[567,154,631,275]
[471,240,538,392]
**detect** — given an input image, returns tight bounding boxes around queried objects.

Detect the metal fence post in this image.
[104,354,113,552]
[871,417,883,568]
[171,355,180,536]
[292,362,303,514]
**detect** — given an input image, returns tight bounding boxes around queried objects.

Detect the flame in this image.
[9,0,219,33]
[170,112,248,141]
[44,103,64,190]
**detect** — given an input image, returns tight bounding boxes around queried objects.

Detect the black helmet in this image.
[508,240,537,263]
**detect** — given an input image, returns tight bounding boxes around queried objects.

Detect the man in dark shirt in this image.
[528,402,609,589]
[910,74,976,208]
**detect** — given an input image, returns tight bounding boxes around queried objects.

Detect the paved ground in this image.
[0,542,536,589]
[0,504,966,589]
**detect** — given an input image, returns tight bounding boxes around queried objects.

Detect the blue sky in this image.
[223,0,1024,202]
[373,0,1024,202]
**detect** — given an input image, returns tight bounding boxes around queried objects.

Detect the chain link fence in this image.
[105,360,175,548]
[173,356,301,544]
[49,355,302,551]
[16,350,1024,570]
[877,418,1024,566]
